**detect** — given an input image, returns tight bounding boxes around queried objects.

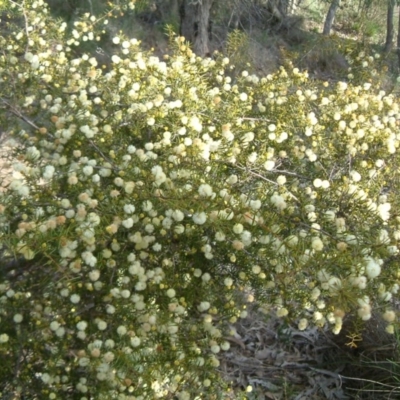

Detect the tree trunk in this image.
[288,0,300,14]
[397,5,400,69]
[269,0,285,21]
[278,0,290,16]
[323,0,341,36]
[179,0,214,57]
[384,0,395,53]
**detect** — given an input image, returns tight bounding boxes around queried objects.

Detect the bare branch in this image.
[1,98,40,130]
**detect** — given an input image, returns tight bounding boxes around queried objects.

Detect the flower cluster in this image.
[0,1,400,398]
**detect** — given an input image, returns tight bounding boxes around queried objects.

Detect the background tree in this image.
[179,0,215,56]
[397,3,400,67]
[384,0,395,52]
[323,0,341,35]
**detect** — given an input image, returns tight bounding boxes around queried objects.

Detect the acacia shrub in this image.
[0,1,400,398]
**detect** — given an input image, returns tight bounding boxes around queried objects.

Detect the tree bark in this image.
[269,0,285,21]
[397,5,400,69]
[323,0,341,36]
[384,0,395,53]
[287,0,299,14]
[278,0,290,16]
[179,0,214,57]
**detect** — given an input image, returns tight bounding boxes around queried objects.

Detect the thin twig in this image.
[235,164,278,186]
[241,117,275,122]
[297,221,339,241]
[8,0,30,52]
[273,168,306,180]
[236,164,302,203]
[22,0,30,52]
[87,0,94,15]
[1,98,40,130]
[88,139,118,168]
[339,374,400,389]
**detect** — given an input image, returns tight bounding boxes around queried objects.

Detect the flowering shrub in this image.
[1,0,400,398]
